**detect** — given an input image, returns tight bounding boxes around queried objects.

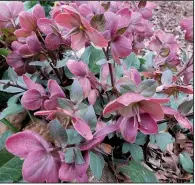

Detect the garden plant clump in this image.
[0,1,193,183]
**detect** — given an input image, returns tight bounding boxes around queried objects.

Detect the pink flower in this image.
[156,84,193,96]
[34,107,93,141]
[37,18,64,50]
[162,106,193,132]
[59,151,89,182]
[180,16,193,42]
[103,11,132,64]
[55,5,108,50]
[6,130,61,182]
[103,92,169,143]
[21,75,65,111]
[0,1,24,28]
[67,60,100,104]
[148,30,180,66]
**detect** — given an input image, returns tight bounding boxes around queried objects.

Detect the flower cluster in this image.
[0,1,193,183]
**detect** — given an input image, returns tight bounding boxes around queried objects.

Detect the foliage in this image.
[0,0,193,183]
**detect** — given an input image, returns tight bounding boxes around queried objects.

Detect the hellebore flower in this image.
[148,30,180,66]
[34,107,93,140]
[21,75,65,111]
[0,1,24,28]
[55,5,108,50]
[180,16,193,42]
[6,130,61,182]
[103,11,132,64]
[59,151,89,182]
[67,60,100,104]
[37,18,64,50]
[103,92,169,143]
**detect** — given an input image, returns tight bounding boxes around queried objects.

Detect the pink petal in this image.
[139,8,152,20]
[71,31,86,50]
[129,68,141,85]
[18,44,33,58]
[21,89,43,110]
[23,150,60,182]
[14,29,32,41]
[33,4,45,20]
[148,38,162,51]
[72,117,93,140]
[178,85,193,94]
[37,18,53,34]
[0,3,11,21]
[19,12,37,31]
[111,35,132,64]
[140,100,164,120]
[8,1,24,19]
[6,130,50,158]
[79,77,91,98]
[26,34,41,53]
[180,16,193,30]
[149,98,170,104]
[45,33,61,50]
[174,113,193,130]
[103,93,146,115]
[48,79,65,96]
[120,117,138,143]
[67,60,89,76]
[23,75,45,94]
[6,52,24,68]
[55,13,80,30]
[116,8,132,28]
[138,113,158,134]
[88,89,98,105]
[59,163,77,182]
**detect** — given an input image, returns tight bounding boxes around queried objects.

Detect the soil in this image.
[90,1,194,182]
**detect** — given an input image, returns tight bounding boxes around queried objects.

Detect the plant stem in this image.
[102,48,115,88]
[176,54,193,77]
[1,118,19,132]
[0,81,27,91]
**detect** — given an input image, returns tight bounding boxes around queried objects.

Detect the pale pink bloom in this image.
[180,16,193,42]
[34,107,93,141]
[67,60,100,104]
[59,151,89,182]
[0,1,24,28]
[55,5,108,50]
[103,92,169,143]
[6,130,61,182]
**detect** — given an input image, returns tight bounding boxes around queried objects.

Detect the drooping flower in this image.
[0,1,24,28]
[34,107,93,140]
[59,151,89,182]
[67,60,100,104]
[180,16,193,42]
[103,92,169,143]
[6,130,61,182]
[55,5,108,50]
[148,30,180,66]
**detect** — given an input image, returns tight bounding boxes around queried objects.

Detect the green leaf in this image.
[0,131,13,151]
[90,14,106,32]
[179,152,193,173]
[29,61,49,67]
[66,129,84,145]
[158,123,167,132]
[83,105,97,131]
[70,79,83,104]
[7,68,17,84]
[0,150,23,182]
[178,99,193,115]
[57,98,74,112]
[141,51,155,71]
[122,143,144,161]
[81,46,104,74]
[119,160,158,183]
[124,53,140,70]
[7,93,23,106]
[135,132,147,145]
[90,152,105,180]
[49,119,68,148]
[65,147,74,163]
[74,147,85,165]
[55,58,69,69]
[136,79,157,97]
[0,48,10,57]
[0,104,24,120]
[161,69,173,85]
[151,132,175,152]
